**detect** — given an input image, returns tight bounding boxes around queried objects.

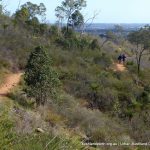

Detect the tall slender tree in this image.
[128,26,150,74]
[55,0,86,30]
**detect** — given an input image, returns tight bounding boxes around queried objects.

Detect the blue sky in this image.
[5,0,150,23]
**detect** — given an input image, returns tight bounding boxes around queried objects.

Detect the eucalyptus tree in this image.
[128,26,150,74]
[14,2,46,24]
[55,0,86,30]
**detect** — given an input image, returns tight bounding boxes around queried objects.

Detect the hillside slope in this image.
[0,11,150,150]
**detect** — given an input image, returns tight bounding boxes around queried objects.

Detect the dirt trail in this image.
[0,72,23,97]
[113,63,126,72]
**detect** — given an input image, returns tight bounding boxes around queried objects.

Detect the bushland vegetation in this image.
[0,0,150,149]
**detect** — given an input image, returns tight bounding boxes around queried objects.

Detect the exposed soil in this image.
[113,63,126,72]
[0,73,23,97]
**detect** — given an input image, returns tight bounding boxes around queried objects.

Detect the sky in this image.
[5,0,150,23]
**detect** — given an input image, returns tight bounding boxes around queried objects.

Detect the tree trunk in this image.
[66,17,70,32]
[137,54,142,75]
[137,63,140,75]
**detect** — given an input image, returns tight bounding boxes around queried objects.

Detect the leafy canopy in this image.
[55,0,86,28]
[15,2,46,23]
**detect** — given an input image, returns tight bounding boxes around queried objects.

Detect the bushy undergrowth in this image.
[1,10,150,150]
[13,134,84,150]
[0,103,15,149]
[0,98,85,150]
[51,94,132,144]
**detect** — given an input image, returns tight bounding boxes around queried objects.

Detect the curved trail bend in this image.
[0,63,126,97]
[0,72,23,97]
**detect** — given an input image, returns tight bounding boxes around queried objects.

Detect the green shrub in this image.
[8,91,35,109]
[93,53,112,68]
[61,27,75,38]
[0,59,10,69]
[24,46,60,105]
[49,25,59,38]
[88,87,118,111]
[79,38,90,49]
[13,134,84,150]
[126,61,134,66]
[90,39,100,50]
[0,105,15,150]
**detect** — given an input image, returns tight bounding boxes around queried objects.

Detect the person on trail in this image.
[118,54,122,64]
[122,54,126,64]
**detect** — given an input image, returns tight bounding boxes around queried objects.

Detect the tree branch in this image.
[81,10,100,34]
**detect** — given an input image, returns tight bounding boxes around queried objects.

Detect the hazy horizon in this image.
[5,0,150,24]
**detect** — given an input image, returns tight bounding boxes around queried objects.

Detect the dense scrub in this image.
[1,8,150,149]
[0,99,85,150]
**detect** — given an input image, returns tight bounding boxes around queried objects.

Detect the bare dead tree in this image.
[128,26,150,74]
[80,11,100,35]
[99,31,117,49]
